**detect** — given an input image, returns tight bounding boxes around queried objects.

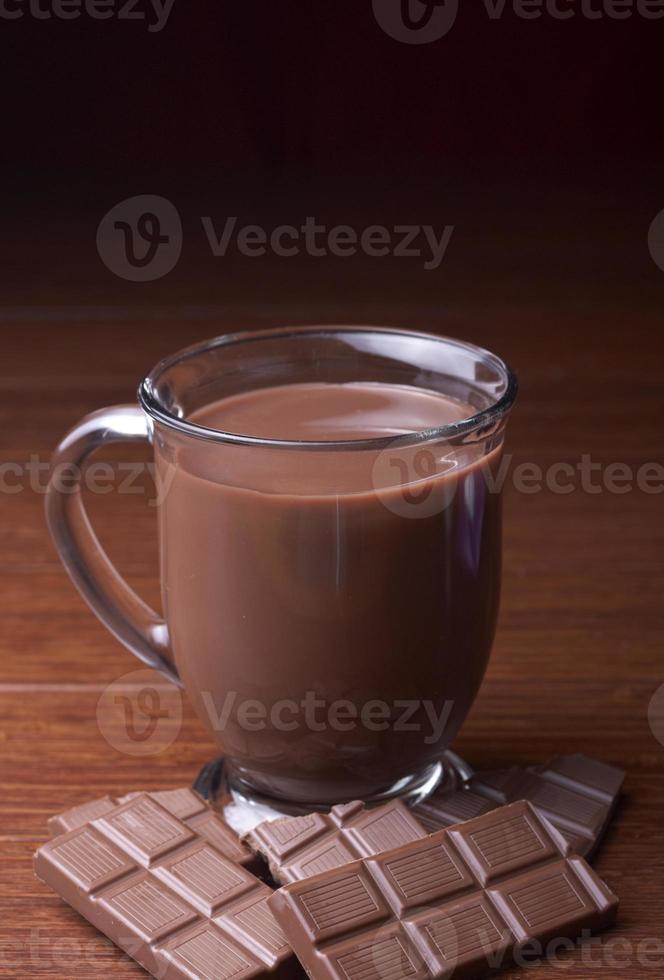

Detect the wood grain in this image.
[0,302,662,978]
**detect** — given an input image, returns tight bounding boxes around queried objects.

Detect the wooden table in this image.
[1,299,663,978]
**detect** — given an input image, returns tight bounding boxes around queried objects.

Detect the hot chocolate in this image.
[156,382,502,804]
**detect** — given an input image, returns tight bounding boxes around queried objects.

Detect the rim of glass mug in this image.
[138,325,518,451]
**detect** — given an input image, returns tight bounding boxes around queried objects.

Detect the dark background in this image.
[4,2,661,176]
[1,0,663,312]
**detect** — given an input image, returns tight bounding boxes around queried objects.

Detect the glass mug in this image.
[46,326,517,807]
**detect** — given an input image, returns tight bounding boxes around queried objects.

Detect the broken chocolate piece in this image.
[244,798,428,884]
[416,753,624,857]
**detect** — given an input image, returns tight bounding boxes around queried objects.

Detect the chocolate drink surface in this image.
[156,382,503,804]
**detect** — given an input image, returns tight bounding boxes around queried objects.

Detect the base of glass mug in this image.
[193,750,474,836]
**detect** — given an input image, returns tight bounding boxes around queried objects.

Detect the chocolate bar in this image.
[244,754,623,882]
[244,799,429,884]
[48,786,258,870]
[35,793,300,979]
[415,753,624,857]
[269,800,619,980]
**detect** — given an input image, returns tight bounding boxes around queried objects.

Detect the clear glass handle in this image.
[45,405,180,686]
